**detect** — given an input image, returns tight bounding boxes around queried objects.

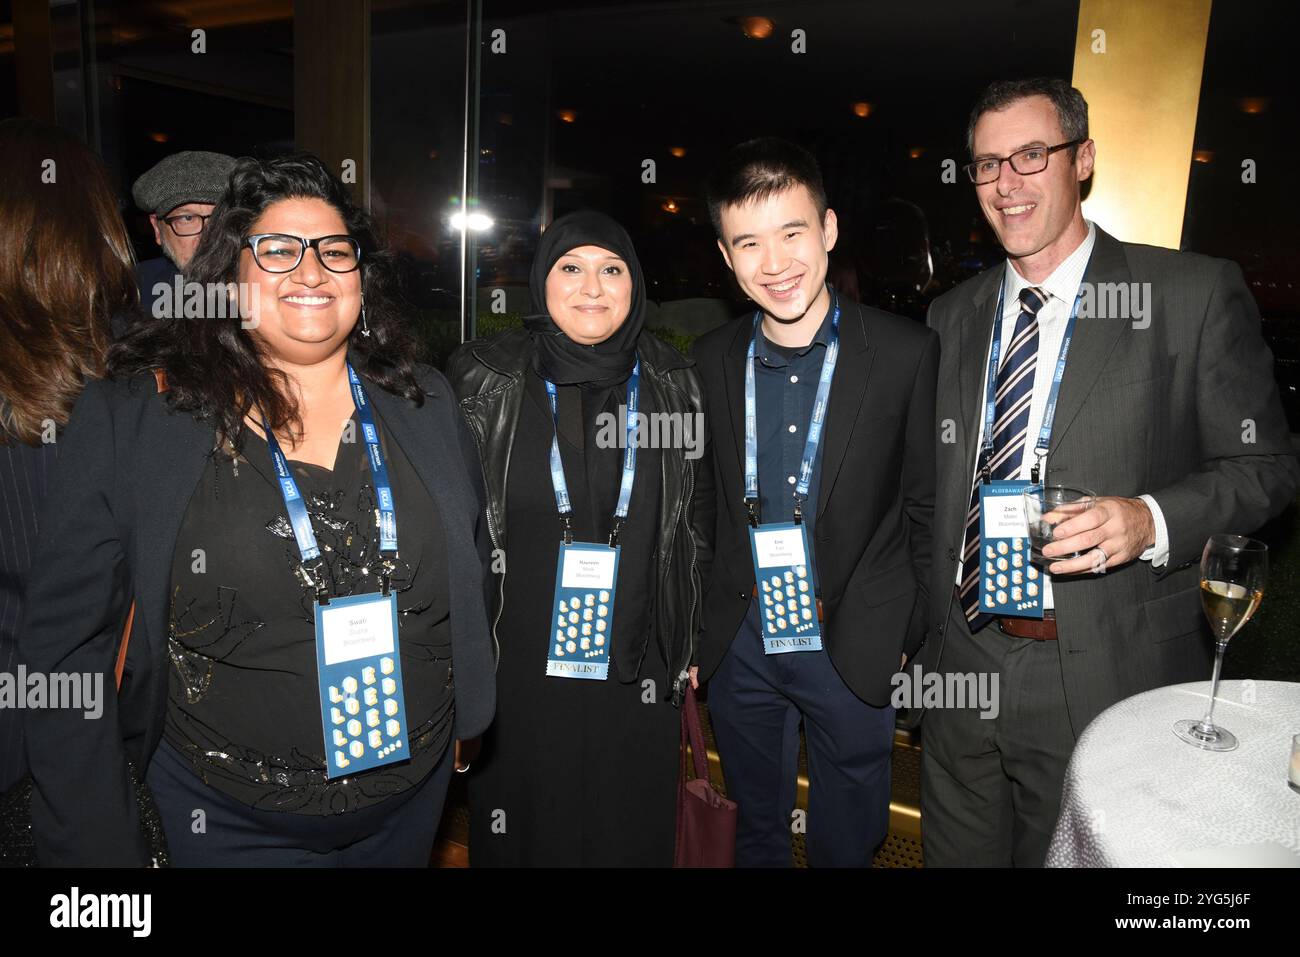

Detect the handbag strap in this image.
[113,604,134,691]
[680,683,710,782]
[112,369,169,693]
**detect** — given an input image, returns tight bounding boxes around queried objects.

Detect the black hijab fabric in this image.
[523,210,646,390]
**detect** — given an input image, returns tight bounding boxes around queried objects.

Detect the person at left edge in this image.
[19,153,496,866]
[130,150,236,321]
[692,138,938,867]
[0,118,140,798]
[446,210,713,867]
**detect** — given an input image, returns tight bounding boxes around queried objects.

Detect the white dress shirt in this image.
[957,222,1170,607]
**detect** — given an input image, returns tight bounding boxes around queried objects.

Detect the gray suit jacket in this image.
[919,226,1297,736]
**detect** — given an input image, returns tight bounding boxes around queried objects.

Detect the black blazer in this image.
[19,363,496,866]
[0,437,56,793]
[691,297,939,706]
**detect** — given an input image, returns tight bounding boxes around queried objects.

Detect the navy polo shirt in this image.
[751,305,834,592]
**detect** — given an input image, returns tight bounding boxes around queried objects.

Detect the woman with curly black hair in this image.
[20,153,495,866]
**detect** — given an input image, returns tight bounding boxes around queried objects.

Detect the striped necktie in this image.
[958,285,1048,631]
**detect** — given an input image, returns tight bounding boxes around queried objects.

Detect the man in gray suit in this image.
[919,77,1298,866]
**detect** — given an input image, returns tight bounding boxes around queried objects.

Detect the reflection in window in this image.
[471,0,1078,342]
[1183,0,1300,428]
[371,1,467,365]
[68,0,295,264]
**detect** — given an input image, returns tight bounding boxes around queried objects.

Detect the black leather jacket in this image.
[445,329,714,706]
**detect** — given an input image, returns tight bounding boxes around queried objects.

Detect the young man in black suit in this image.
[692,138,938,866]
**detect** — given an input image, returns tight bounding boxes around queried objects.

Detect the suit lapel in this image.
[816,303,872,519]
[721,318,751,484]
[958,268,1003,474]
[1045,227,1131,453]
[366,379,470,538]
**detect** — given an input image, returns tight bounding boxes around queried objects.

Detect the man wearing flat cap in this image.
[131,150,236,318]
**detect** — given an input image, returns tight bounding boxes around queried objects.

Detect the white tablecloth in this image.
[1047,680,1300,867]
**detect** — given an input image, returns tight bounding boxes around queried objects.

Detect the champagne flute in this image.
[1022,485,1097,565]
[1173,534,1267,751]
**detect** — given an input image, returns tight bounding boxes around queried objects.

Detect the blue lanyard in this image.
[543,358,640,547]
[982,276,1087,484]
[264,363,397,592]
[744,294,841,526]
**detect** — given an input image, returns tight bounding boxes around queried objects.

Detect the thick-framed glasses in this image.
[244,233,362,274]
[963,140,1082,185]
[161,212,211,237]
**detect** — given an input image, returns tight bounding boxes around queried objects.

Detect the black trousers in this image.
[920,611,1076,867]
[708,598,895,867]
[146,738,452,866]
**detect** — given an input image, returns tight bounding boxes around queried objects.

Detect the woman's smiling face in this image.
[543,245,633,345]
[239,196,361,365]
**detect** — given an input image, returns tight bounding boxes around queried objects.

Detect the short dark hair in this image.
[706,137,828,238]
[966,78,1089,157]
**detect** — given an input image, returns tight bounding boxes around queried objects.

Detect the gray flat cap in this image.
[131,150,237,215]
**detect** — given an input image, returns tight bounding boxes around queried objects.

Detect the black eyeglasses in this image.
[964,140,1082,185]
[161,212,211,237]
[243,233,362,274]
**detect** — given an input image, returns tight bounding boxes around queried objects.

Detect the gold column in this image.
[1071,0,1213,248]
[294,0,371,208]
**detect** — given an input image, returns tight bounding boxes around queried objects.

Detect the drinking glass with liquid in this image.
[1174,534,1268,752]
[1022,485,1097,565]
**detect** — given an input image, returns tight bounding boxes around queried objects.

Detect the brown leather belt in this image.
[997,611,1057,641]
[753,585,825,621]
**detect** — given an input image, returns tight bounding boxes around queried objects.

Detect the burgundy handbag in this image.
[673,684,737,867]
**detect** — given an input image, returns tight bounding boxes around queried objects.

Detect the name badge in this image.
[547,542,620,680]
[314,592,410,778]
[749,522,821,654]
[978,481,1042,619]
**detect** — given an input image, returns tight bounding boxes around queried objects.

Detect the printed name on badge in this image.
[983,493,1030,539]
[753,527,808,568]
[320,597,396,665]
[561,548,617,590]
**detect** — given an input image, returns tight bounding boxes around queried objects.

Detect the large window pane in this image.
[1183,0,1300,428]
[371,0,468,365]
[79,0,295,263]
[470,0,1080,340]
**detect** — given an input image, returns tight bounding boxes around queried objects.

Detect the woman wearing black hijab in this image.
[447,211,712,866]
